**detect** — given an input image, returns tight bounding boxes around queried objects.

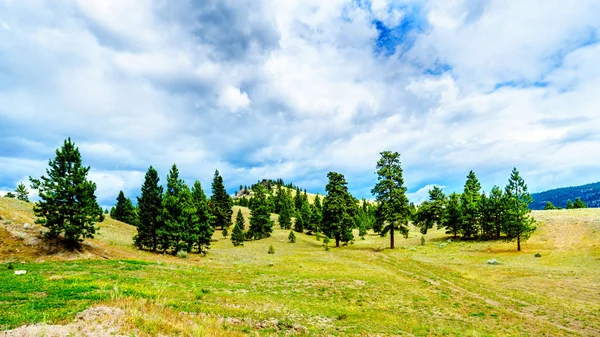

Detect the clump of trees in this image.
[110,191,137,225]
[134,166,225,255]
[413,168,536,251]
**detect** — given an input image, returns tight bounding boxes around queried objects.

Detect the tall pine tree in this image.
[278,188,293,230]
[191,181,214,254]
[210,170,233,230]
[442,193,462,238]
[504,168,536,251]
[158,164,188,252]
[371,151,410,249]
[29,138,103,248]
[322,172,357,247]
[135,166,163,251]
[248,185,273,239]
[460,171,482,239]
[111,190,137,225]
[310,194,323,234]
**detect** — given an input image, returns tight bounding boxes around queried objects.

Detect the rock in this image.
[23,223,32,229]
[14,270,27,275]
[487,259,501,265]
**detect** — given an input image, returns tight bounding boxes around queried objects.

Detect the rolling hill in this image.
[530,182,600,209]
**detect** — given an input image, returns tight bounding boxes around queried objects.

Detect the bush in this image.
[323,236,330,251]
[288,230,296,243]
[268,245,275,254]
[176,250,188,259]
[420,236,425,246]
[534,253,542,258]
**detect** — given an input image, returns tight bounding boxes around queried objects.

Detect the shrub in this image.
[534,253,542,258]
[268,245,275,254]
[420,235,425,246]
[323,236,330,251]
[288,230,296,243]
[176,250,188,259]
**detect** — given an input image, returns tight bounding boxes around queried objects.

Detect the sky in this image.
[1,0,600,209]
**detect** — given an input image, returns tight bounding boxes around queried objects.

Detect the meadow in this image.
[1,198,599,336]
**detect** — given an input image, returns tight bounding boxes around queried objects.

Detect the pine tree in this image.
[310,194,323,234]
[294,199,312,233]
[111,190,137,225]
[322,172,357,247]
[573,198,587,209]
[278,188,293,229]
[414,186,446,235]
[488,186,507,239]
[29,138,103,248]
[543,201,557,210]
[210,170,233,230]
[504,168,536,251]
[566,199,574,209]
[248,185,273,240]
[231,209,245,247]
[288,230,296,243]
[294,187,303,212]
[191,181,214,254]
[135,166,163,251]
[158,164,188,253]
[15,183,29,202]
[460,171,482,239]
[371,151,410,249]
[442,193,462,238]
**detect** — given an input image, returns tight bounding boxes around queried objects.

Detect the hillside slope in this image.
[531,181,600,209]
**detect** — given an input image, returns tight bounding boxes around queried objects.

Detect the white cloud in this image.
[217,86,250,112]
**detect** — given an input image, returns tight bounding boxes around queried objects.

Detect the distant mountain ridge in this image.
[530,182,600,210]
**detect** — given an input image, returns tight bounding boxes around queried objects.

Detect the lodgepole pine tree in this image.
[278,188,293,229]
[158,164,188,252]
[191,181,214,254]
[460,171,482,239]
[504,168,535,251]
[441,193,462,238]
[29,138,103,248]
[371,151,410,249]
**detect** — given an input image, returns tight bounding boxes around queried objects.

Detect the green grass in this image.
[1,199,600,336]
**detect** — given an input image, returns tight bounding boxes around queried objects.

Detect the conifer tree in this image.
[566,199,574,209]
[460,171,482,239]
[504,168,536,251]
[231,209,245,246]
[29,138,103,248]
[543,201,557,210]
[295,200,312,233]
[135,166,163,251]
[414,186,446,235]
[210,170,233,230]
[288,230,296,243]
[573,197,587,209]
[294,187,303,211]
[371,151,410,249]
[248,185,273,239]
[111,190,137,225]
[15,183,29,202]
[310,194,323,234]
[488,186,507,239]
[278,188,293,229]
[442,193,462,238]
[191,181,214,253]
[158,164,188,252]
[322,172,357,247]
[4,192,15,198]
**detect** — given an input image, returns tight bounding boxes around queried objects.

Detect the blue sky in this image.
[1,0,600,209]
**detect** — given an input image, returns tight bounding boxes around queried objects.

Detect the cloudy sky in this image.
[1,0,599,208]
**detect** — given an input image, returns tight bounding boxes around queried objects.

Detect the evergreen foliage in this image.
[294,187,303,211]
[543,201,558,210]
[248,185,273,240]
[460,171,482,239]
[371,151,410,249]
[503,168,536,251]
[566,199,574,209]
[322,172,357,247]
[295,200,312,233]
[15,183,29,202]
[414,186,446,235]
[29,138,103,248]
[231,209,245,247]
[158,164,188,252]
[134,166,163,251]
[4,192,15,198]
[278,188,293,229]
[288,230,296,243]
[210,170,233,230]
[111,190,137,225]
[573,197,587,209]
[442,193,462,238]
[191,181,214,254]
[310,194,323,234]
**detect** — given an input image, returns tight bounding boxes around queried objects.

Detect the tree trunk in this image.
[390,225,395,249]
[336,238,340,247]
[517,235,521,251]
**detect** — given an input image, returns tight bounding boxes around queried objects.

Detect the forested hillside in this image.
[531,182,600,209]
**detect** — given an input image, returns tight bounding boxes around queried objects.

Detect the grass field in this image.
[1,198,599,336]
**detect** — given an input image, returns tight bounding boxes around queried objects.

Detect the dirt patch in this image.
[1,306,126,337]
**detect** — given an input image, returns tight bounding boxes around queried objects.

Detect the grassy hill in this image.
[1,197,600,336]
[531,182,600,209]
